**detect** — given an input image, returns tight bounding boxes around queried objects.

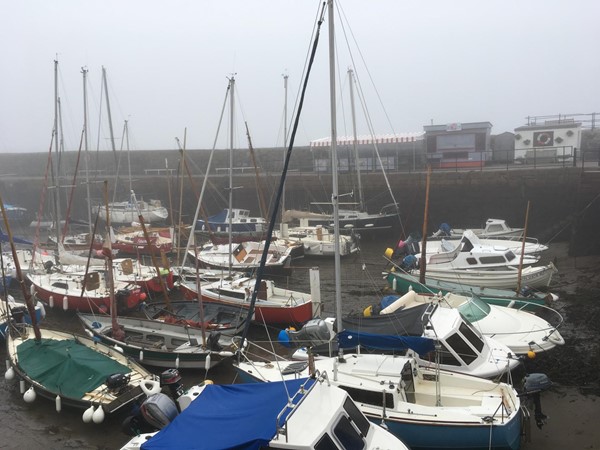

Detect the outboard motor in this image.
[139,393,178,430]
[122,369,183,436]
[207,331,222,351]
[520,285,534,298]
[10,305,27,323]
[43,260,54,273]
[432,222,452,237]
[400,254,418,270]
[278,318,335,348]
[160,368,185,401]
[106,373,131,393]
[521,373,552,429]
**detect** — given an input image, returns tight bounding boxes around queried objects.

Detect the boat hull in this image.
[377,410,522,450]
[385,270,552,310]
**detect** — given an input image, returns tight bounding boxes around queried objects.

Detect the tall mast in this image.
[282,73,289,215]
[82,67,93,236]
[51,59,62,246]
[228,76,235,274]
[102,67,117,162]
[328,0,343,352]
[348,68,364,212]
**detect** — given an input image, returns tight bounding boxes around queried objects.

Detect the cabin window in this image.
[446,332,478,365]
[479,255,506,264]
[239,219,247,223]
[314,434,340,450]
[215,288,246,300]
[457,296,490,322]
[51,282,69,290]
[437,342,462,366]
[505,251,517,261]
[459,322,485,352]
[338,386,394,409]
[487,223,504,232]
[466,257,478,265]
[343,397,370,437]
[333,416,365,450]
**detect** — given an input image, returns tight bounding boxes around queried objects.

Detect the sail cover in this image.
[17,338,131,399]
[338,329,435,356]
[142,378,314,450]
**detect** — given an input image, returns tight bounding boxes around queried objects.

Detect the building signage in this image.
[533,131,554,147]
[446,123,462,131]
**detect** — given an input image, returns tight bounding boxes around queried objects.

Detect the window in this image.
[437,133,476,151]
[338,386,394,409]
[459,322,484,352]
[437,341,462,366]
[479,255,506,264]
[343,397,370,437]
[457,295,490,322]
[315,434,340,450]
[333,416,365,450]
[445,333,478,365]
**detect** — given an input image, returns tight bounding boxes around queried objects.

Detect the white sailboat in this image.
[91,69,168,226]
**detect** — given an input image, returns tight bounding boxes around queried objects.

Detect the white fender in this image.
[55,395,61,412]
[113,344,124,354]
[23,387,36,403]
[140,379,161,397]
[38,302,47,319]
[49,296,54,308]
[205,354,211,371]
[4,367,15,381]
[92,405,105,424]
[62,296,68,311]
[175,356,180,369]
[139,350,144,361]
[19,380,25,394]
[82,405,94,423]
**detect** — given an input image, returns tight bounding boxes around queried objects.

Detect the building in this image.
[309,133,425,172]
[423,122,492,168]
[514,120,582,164]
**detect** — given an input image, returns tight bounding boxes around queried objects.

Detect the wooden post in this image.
[419,166,431,284]
[516,201,531,294]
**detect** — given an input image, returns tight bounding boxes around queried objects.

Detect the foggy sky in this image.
[2,0,598,154]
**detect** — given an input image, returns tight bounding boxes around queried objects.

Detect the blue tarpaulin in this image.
[142,377,314,450]
[338,329,435,356]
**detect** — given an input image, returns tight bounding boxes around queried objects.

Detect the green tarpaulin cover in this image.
[17,338,131,399]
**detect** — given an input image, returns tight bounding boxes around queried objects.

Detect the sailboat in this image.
[91,70,168,226]
[1,193,158,424]
[235,2,527,449]
[282,68,401,236]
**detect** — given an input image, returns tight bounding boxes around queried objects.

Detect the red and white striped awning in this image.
[310,132,424,147]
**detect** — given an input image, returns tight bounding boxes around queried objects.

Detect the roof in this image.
[514,122,582,132]
[310,132,424,147]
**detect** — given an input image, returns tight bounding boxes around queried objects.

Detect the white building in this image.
[514,120,582,163]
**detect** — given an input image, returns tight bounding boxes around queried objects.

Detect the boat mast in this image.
[282,73,289,215]
[348,68,364,212]
[102,67,117,159]
[0,195,42,341]
[82,67,93,236]
[328,0,343,357]
[50,59,62,247]
[228,76,235,274]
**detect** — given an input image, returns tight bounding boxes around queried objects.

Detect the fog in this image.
[1,0,598,153]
